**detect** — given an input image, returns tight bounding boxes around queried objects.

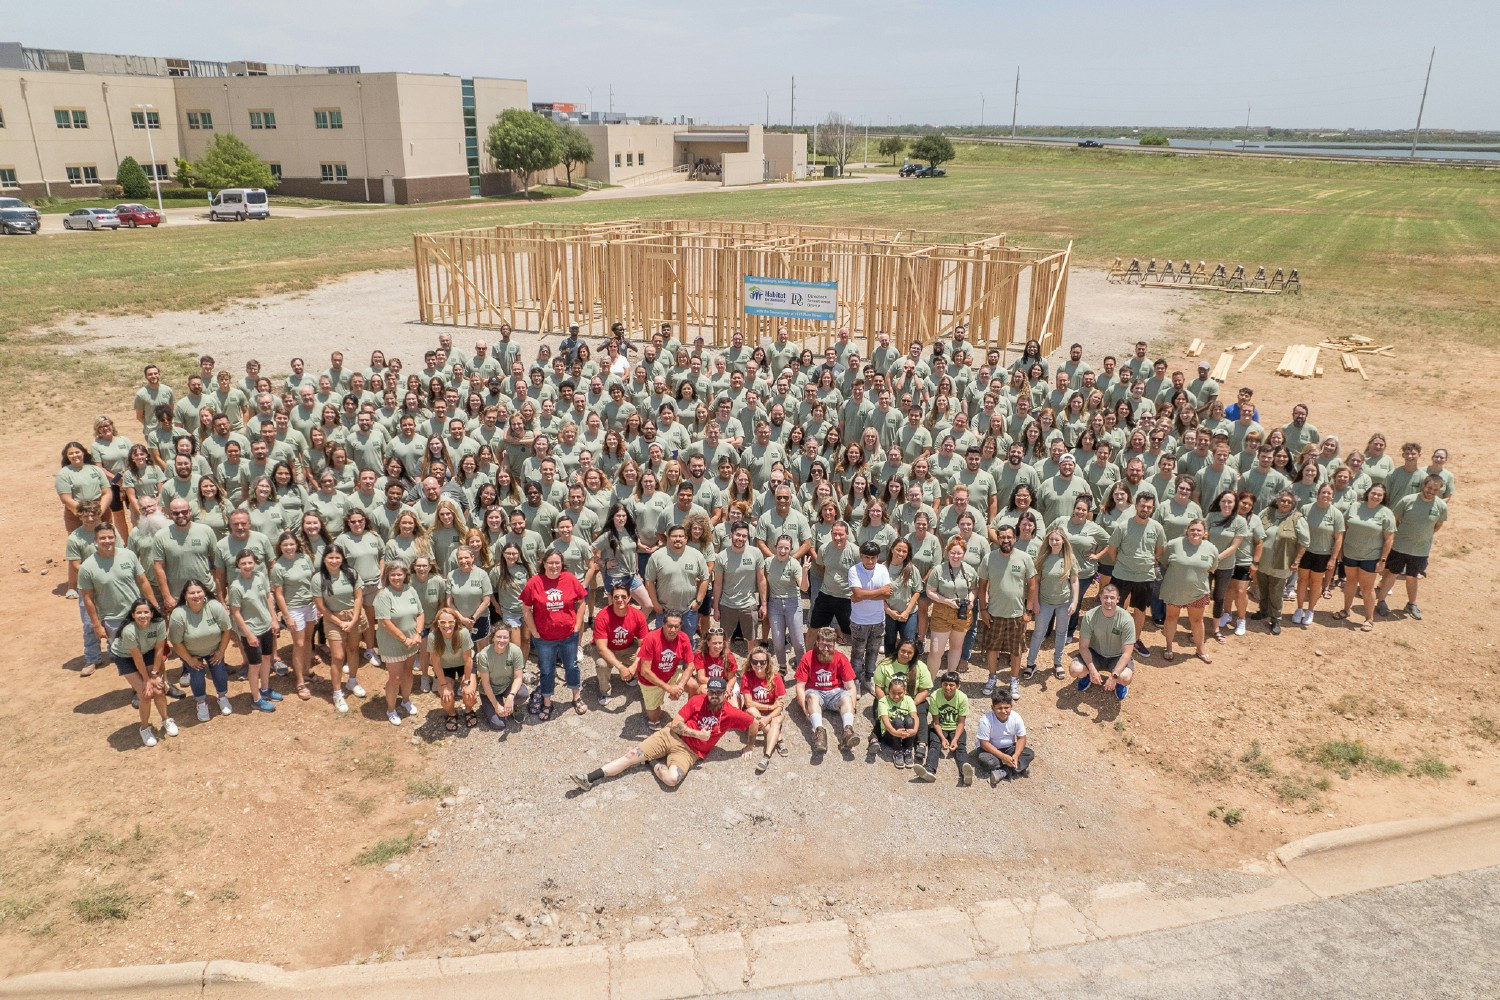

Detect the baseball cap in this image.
[1197,361,1210,371]
[706,678,728,694]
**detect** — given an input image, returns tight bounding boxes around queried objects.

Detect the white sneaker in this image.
[139,726,157,747]
[365,651,381,667]
[163,718,180,737]
[333,690,349,714]
[420,675,433,694]
[196,700,211,722]
[345,679,366,698]
[341,662,350,677]
[217,695,233,716]
[1009,675,1021,700]
[387,709,403,726]
[1234,619,1246,636]
[1217,612,1233,629]
[401,699,418,716]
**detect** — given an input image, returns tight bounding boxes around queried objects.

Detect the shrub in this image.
[116,157,152,199]
[1140,134,1170,147]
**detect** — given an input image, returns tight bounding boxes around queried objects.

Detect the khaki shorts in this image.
[639,727,697,775]
[325,613,368,642]
[640,667,684,711]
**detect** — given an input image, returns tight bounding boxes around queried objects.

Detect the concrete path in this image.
[3,805,1496,999]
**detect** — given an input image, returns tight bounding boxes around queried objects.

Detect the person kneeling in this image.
[571,678,757,791]
[975,690,1032,786]
[1068,583,1137,701]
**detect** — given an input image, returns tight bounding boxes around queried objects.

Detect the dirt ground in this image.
[1,268,1494,974]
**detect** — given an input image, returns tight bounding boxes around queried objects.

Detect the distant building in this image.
[0,41,528,203]
[573,122,806,187]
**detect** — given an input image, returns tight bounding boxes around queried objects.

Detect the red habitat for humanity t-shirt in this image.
[675,694,753,759]
[795,650,854,691]
[520,572,587,640]
[638,627,695,686]
[699,650,739,686]
[741,671,786,707]
[593,604,647,651]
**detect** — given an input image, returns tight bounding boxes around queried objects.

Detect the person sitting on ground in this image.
[869,639,932,758]
[687,625,739,696]
[975,689,1032,786]
[476,624,527,733]
[740,647,788,773]
[591,582,647,707]
[1069,583,1136,700]
[914,670,973,785]
[570,677,757,791]
[794,626,860,754]
[873,674,920,769]
[636,610,695,730]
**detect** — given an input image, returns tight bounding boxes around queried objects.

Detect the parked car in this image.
[209,188,270,221]
[0,196,41,226]
[898,163,920,177]
[915,165,947,178]
[1077,140,1104,148]
[0,207,40,235]
[113,203,162,228]
[62,208,121,231]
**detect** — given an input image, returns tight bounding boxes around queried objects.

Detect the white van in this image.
[209,188,270,221]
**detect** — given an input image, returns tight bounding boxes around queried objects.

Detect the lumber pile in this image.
[1317,334,1395,358]
[1185,338,1204,357]
[1341,352,1370,381]
[1276,345,1320,379]
[1208,351,1234,382]
[1230,341,1254,351]
[1237,345,1264,371]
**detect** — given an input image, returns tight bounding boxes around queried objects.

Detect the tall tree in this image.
[877,135,906,166]
[557,124,596,187]
[486,110,563,198]
[818,112,857,176]
[191,134,275,190]
[908,133,956,168]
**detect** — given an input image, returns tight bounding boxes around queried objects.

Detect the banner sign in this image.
[743,276,838,321]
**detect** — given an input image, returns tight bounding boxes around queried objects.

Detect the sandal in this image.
[1196,652,1213,664]
[573,698,589,716]
[445,715,458,732]
[1360,621,1374,632]
[297,683,312,701]
[1332,610,1350,621]
[1054,664,1067,680]
[1322,588,1333,600]
[1162,650,1176,663]
[464,711,478,729]
[537,704,553,722]
[527,690,544,716]
[1213,632,1226,644]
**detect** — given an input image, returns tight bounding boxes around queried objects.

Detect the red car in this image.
[112,204,162,228]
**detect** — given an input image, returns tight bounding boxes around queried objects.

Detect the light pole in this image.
[134,103,164,213]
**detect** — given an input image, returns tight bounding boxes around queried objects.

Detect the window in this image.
[0,107,6,129]
[54,108,88,129]
[269,163,282,181]
[314,109,343,130]
[130,110,161,130]
[65,165,99,185]
[186,110,213,130]
[638,151,645,166]
[613,153,621,168]
[145,163,169,181]
[0,168,18,189]
[320,162,348,184]
[625,152,633,166]
[249,110,276,130]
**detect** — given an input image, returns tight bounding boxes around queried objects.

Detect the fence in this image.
[413,220,1072,358]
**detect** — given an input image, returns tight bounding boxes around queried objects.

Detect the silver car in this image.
[62,207,121,231]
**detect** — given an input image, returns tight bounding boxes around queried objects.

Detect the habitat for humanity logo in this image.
[747,284,789,304]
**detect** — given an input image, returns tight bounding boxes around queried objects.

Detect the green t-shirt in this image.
[1080,606,1135,659]
[1343,503,1396,561]
[55,464,112,503]
[714,546,764,610]
[1053,517,1110,576]
[1154,499,1203,545]
[319,571,362,615]
[1206,514,1251,566]
[1301,503,1347,556]
[592,530,639,580]
[1159,538,1218,607]
[1392,495,1446,557]
[633,492,675,543]
[476,642,523,693]
[1236,516,1266,569]
[925,561,976,602]
[408,574,449,622]
[928,687,971,732]
[228,572,275,635]
[884,565,920,614]
[446,567,494,619]
[426,627,475,670]
[756,508,812,551]
[549,536,594,580]
[168,600,232,657]
[872,657,932,696]
[111,619,167,662]
[1107,518,1166,583]
[77,550,144,620]
[645,547,710,611]
[270,553,317,608]
[817,540,860,599]
[373,586,424,659]
[1035,551,1076,607]
[876,693,917,735]
[152,523,218,595]
[765,555,804,600]
[334,531,384,586]
[979,548,1037,619]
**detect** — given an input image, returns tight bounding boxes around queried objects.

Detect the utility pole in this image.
[864,119,869,166]
[609,84,614,114]
[789,76,795,130]
[1411,47,1435,158]
[1241,103,1251,151]
[980,93,985,128]
[765,91,770,128]
[1010,67,1019,138]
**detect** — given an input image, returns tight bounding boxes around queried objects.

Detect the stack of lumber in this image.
[1317,334,1395,358]
[1208,351,1234,382]
[1185,338,1204,357]
[1276,345,1321,379]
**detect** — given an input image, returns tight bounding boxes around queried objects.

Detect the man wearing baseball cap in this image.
[570,677,757,791]
[559,324,584,365]
[1188,360,1220,416]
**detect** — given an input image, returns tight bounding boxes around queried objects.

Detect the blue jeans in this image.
[185,655,230,698]
[654,608,699,636]
[1068,574,1096,640]
[1028,601,1070,668]
[767,596,805,671]
[534,634,580,697]
[884,612,918,655]
[80,602,123,665]
[959,613,979,664]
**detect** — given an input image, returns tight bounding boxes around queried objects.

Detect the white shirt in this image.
[976,710,1026,750]
[848,561,891,627]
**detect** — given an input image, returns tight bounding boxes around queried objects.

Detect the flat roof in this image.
[675,131,750,143]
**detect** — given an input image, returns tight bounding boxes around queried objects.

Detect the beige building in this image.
[0,42,528,203]
[577,123,806,187]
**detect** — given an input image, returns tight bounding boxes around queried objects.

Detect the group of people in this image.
[56,322,1449,791]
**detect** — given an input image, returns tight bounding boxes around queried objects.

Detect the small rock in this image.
[383,862,401,874]
[469,929,485,942]
[39,568,48,577]
[504,925,525,941]
[1078,821,1087,829]
[440,797,458,808]
[393,946,406,962]
[770,894,791,907]
[1314,649,1324,657]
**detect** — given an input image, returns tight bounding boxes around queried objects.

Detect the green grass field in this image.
[3,143,1497,353]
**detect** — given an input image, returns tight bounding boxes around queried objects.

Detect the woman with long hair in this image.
[1205,490,1250,643]
[520,550,589,720]
[121,443,164,526]
[428,608,479,732]
[113,598,176,745]
[270,530,319,700]
[374,559,425,726]
[593,502,651,609]
[56,440,113,534]
[740,647,788,773]
[1337,483,1395,631]
[168,579,235,723]
[314,545,366,713]
[1295,482,1345,627]
[882,537,921,655]
[1027,528,1079,679]
[227,550,281,713]
[489,542,532,654]
[89,414,134,541]
[925,539,977,675]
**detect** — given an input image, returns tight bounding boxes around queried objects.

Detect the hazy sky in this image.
[16,1,1498,130]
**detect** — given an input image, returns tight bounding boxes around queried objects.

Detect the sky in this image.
[14,1,1499,131]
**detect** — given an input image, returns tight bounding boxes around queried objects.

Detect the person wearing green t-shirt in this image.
[374,561,426,726]
[874,675,919,769]
[167,580,234,723]
[914,670,974,785]
[1376,474,1447,621]
[112,598,176,745]
[1294,483,1346,627]
[975,525,1038,702]
[427,608,478,731]
[1098,492,1166,656]
[78,524,154,674]
[476,626,528,731]
[1070,585,1137,700]
[1337,484,1394,631]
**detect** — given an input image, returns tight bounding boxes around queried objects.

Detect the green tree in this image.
[486,109,563,198]
[1140,134,1170,147]
[877,135,907,166]
[191,134,275,190]
[557,124,595,187]
[116,156,152,199]
[172,157,195,188]
[908,133,956,167]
